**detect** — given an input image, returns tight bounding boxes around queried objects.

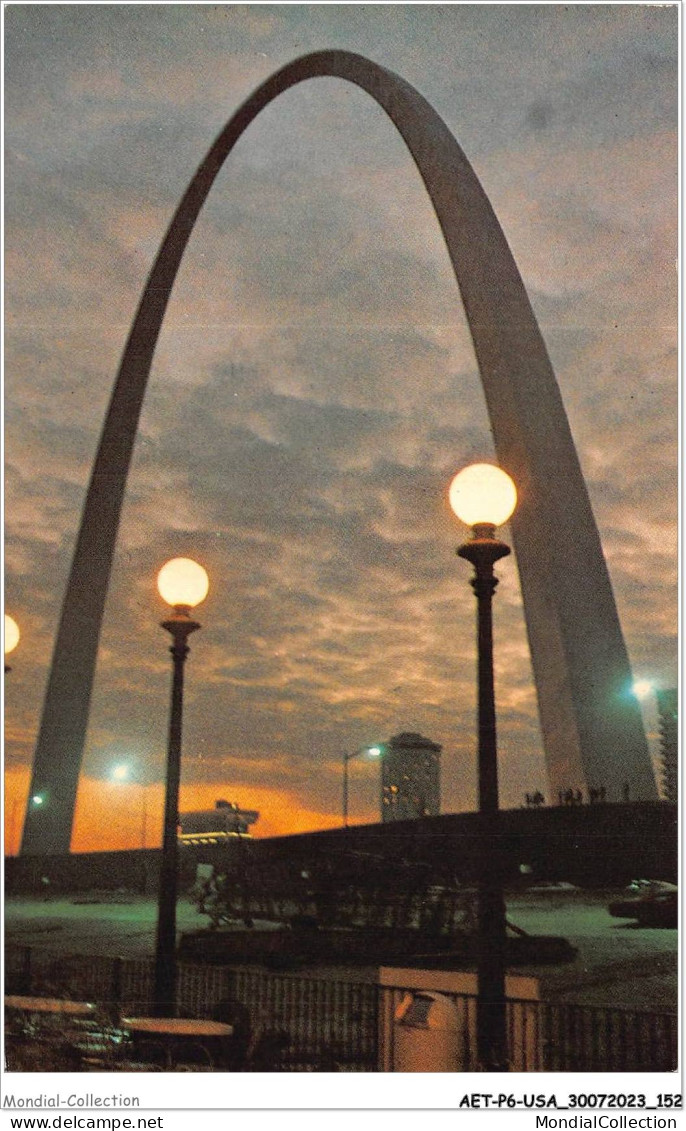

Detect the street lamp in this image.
[632,679,655,701]
[153,556,208,1017]
[342,745,383,828]
[110,762,149,849]
[449,462,517,1073]
[5,614,20,673]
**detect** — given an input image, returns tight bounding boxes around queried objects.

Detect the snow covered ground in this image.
[4,889,677,1011]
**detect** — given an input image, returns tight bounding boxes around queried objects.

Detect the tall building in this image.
[656,689,678,802]
[381,732,441,822]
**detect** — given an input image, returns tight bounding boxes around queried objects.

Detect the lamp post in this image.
[449,462,517,1073]
[111,763,149,849]
[342,745,382,828]
[153,556,208,1017]
[5,614,20,673]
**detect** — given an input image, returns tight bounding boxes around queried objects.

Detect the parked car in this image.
[608,880,678,927]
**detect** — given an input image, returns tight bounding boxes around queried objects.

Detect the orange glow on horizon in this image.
[4,766,31,855]
[4,767,365,855]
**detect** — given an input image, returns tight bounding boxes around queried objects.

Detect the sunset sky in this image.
[4,4,677,853]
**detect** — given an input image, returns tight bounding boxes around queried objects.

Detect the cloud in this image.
[4,6,677,846]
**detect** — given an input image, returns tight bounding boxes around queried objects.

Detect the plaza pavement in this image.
[3,889,677,1011]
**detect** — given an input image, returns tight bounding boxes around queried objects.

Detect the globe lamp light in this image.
[157,558,209,610]
[111,763,130,782]
[4,615,20,656]
[449,464,517,529]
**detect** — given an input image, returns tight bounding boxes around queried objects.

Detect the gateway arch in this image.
[20,50,656,856]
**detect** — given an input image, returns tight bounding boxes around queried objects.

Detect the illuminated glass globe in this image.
[157,558,209,609]
[448,463,517,528]
[4,614,20,656]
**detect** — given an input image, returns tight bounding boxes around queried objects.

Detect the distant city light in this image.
[31,795,44,806]
[632,679,655,700]
[367,746,382,757]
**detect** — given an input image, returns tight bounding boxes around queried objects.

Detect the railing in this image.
[379,985,678,1072]
[4,946,378,1071]
[230,967,378,1070]
[539,1000,678,1072]
[5,945,677,1072]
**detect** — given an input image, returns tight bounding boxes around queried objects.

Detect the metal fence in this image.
[539,999,678,1072]
[230,967,378,1070]
[4,945,378,1071]
[379,985,678,1072]
[4,945,677,1072]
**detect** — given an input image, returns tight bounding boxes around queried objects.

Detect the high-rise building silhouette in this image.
[381,732,441,822]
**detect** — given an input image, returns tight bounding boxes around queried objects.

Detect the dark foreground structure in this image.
[4,952,677,1073]
[4,802,677,1072]
[6,802,677,898]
